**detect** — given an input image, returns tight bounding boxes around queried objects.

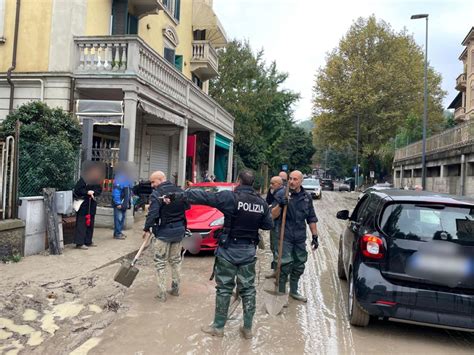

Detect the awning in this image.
[216,133,231,150]
[448,92,462,110]
[192,0,228,48]
[76,100,123,125]
[138,100,185,127]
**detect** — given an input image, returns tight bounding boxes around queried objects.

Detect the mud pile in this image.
[0,265,127,354]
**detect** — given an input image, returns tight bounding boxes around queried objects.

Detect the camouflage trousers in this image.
[213,256,256,330]
[277,241,308,294]
[153,238,182,298]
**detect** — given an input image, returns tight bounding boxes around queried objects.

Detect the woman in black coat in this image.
[73,164,103,249]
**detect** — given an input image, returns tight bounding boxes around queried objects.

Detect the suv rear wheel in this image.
[348,271,370,327]
[337,238,346,280]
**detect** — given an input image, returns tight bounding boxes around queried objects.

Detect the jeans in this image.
[113,207,126,237]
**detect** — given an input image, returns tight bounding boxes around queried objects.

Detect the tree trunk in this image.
[43,188,62,255]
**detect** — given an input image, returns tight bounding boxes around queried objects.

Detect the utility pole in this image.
[411,13,429,190]
[355,115,360,191]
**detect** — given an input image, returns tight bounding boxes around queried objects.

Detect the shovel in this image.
[114,233,152,287]
[264,184,290,316]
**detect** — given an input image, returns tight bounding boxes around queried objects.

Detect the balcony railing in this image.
[73,36,233,134]
[394,120,474,161]
[190,40,219,81]
[456,73,466,90]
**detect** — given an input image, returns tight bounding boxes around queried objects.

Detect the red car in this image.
[185,182,237,251]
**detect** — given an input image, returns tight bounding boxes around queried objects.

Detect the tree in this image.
[2,101,81,197]
[210,40,306,175]
[312,16,446,178]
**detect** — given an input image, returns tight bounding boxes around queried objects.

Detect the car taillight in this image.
[360,234,384,259]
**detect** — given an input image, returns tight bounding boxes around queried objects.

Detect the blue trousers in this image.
[113,207,126,237]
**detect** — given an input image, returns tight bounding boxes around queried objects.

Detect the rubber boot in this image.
[168,282,179,296]
[289,280,307,303]
[201,324,224,337]
[240,326,253,339]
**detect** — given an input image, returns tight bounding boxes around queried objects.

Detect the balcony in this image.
[130,0,161,18]
[394,120,474,162]
[454,107,466,122]
[455,73,466,91]
[190,40,219,81]
[73,36,234,135]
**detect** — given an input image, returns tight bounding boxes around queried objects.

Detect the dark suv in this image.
[321,179,334,191]
[336,189,474,331]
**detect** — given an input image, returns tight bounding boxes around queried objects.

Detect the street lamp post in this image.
[411,13,429,190]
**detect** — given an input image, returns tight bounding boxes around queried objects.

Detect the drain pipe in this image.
[7,0,21,113]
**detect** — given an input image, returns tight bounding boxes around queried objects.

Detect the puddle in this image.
[69,337,102,355]
[89,305,102,314]
[0,318,35,335]
[0,328,13,340]
[40,312,59,335]
[0,339,24,355]
[54,302,84,320]
[23,309,39,321]
[27,330,44,346]
[41,302,85,335]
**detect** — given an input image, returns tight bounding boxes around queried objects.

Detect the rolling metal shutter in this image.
[149,135,170,176]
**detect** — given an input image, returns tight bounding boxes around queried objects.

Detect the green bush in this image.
[2,102,82,197]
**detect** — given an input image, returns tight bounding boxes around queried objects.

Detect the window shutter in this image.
[112,0,128,35]
[174,0,181,21]
[164,47,176,65]
[174,55,183,72]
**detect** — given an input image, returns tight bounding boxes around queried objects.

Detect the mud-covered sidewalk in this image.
[0,224,144,355]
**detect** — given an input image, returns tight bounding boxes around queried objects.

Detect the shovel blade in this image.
[263,289,288,316]
[114,260,139,288]
[182,232,202,255]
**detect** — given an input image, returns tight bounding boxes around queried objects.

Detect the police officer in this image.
[142,171,190,302]
[272,170,319,302]
[177,169,272,339]
[265,176,284,278]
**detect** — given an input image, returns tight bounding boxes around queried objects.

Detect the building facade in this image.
[0,0,234,187]
[393,27,474,196]
[448,27,474,123]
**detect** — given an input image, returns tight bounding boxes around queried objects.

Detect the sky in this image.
[213,0,474,122]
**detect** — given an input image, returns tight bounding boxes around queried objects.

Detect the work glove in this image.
[279,196,289,208]
[311,235,319,250]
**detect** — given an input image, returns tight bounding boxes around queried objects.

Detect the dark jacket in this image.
[274,187,318,243]
[186,185,273,264]
[73,177,102,216]
[144,181,190,243]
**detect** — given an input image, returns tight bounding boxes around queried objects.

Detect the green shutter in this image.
[174,55,183,72]
[215,134,231,150]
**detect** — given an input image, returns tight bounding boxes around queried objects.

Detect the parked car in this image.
[339,178,354,192]
[336,189,474,331]
[321,179,334,191]
[358,182,393,200]
[302,178,322,199]
[185,182,237,251]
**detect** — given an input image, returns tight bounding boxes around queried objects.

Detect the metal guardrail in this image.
[73,35,234,135]
[394,120,474,161]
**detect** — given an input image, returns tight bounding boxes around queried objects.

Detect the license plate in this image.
[409,253,471,278]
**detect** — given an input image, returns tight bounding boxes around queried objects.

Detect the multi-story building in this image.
[448,27,474,122]
[393,27,474,196]
[0,0,234,187]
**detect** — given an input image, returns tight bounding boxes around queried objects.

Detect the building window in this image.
[164,47,175,65]
[192,73,203,89]
[163,0,180,21]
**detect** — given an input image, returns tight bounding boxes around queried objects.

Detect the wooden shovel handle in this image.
[131,233,152,266]
[275,184,290,289]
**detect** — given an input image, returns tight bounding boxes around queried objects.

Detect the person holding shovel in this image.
[265,176,284,279]
[272,170,319,303]
[142,171,190,302]
[168,169,272,339]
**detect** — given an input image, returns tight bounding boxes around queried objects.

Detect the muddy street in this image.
[88,191,473,355]
[2,192,473,355]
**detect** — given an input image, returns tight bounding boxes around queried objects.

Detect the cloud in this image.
[214,0,474,121]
